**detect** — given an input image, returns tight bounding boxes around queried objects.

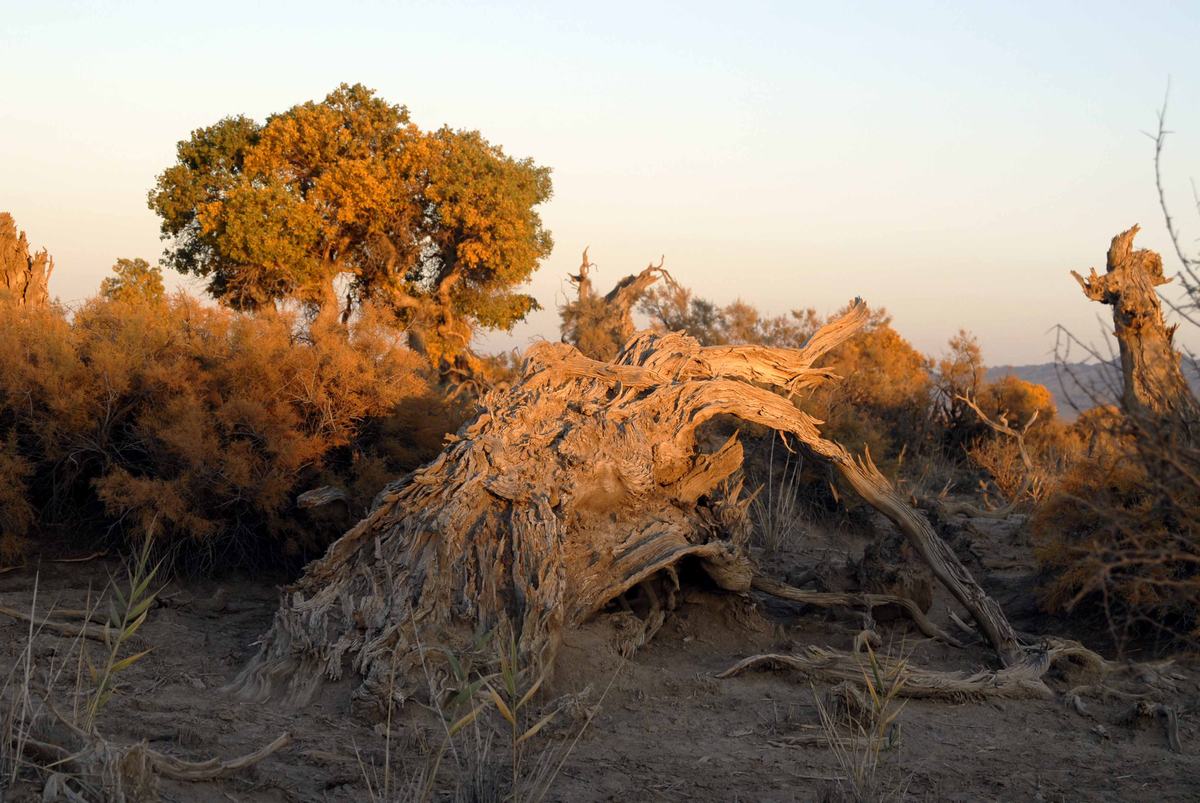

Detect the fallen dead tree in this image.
[231,297,1031,710]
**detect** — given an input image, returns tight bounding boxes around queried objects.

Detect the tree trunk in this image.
[560,250,673,360]
[1072,225,1200,420]
[0,212,52,307]
[231,299,1022,708]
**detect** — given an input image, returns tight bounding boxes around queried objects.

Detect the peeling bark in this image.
[232,299,1022,708]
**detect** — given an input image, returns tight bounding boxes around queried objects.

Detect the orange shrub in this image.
[1031,408,1200,643]
[0,287,455,568]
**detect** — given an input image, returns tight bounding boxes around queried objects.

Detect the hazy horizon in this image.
[3,1,1199,364]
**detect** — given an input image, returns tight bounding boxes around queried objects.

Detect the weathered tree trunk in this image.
[232,299,1022,708]
[560,249,673,360]
[0,212,53,307]
[1072,225,1200,420]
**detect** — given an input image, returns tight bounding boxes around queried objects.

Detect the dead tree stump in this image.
[0,213,53,307]
[232,300,1022,708]
[1072,225,1200,420]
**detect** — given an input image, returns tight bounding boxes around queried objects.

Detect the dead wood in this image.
[231,298,1023,708]
[296,485,349,509]
[0,605,108,642]
[750,575,960,647]
[560,249,676,360]
[718,644,1062,700]
[1072,225,1200,420]
[0,212,53,307]
[11,698,290,800]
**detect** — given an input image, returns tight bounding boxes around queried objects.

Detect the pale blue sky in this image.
[2,1,1198,364]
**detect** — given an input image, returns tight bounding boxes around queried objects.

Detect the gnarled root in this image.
[10,692,290,801]
[750,575,962,648]
[719,644,1060,700]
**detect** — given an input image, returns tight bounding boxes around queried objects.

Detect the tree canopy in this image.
[100,258,165,305]
[149,83,553,364]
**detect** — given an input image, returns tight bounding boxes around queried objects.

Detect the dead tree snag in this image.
[232,299,1022,708]
[0,212,53,307]
[560,249,674,360]
[1072,225,1200,420]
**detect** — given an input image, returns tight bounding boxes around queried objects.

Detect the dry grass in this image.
[352,617,619,802]
[812,644,910,803]
[750,443,805,553]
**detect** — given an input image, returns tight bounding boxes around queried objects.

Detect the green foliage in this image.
[99,258,165,305]
[150,83,552,363]
[85,535,161,729]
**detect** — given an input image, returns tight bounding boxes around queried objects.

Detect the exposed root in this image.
[9,694,291,799]
[718,645,1057,700]
[0,606,108,642]
[719,636,1187,740]
[148,732,293,780]
[1121,701,1183,753]
[751,575,963,648]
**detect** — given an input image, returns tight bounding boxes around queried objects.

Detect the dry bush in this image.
[0,433,34,564]
[932,329,987,452]
[964,376,1082,505]
[802,308,932,470]
[1032,408,1200,645]
[0,280,455,568]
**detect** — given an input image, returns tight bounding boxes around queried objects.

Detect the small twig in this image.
[49,551,108,564]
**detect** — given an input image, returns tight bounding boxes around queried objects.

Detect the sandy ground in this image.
[2,512,1199,801]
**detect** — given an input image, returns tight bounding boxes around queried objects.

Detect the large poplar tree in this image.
[150,83,553,368]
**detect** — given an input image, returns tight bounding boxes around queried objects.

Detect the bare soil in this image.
[3,512,1198,801]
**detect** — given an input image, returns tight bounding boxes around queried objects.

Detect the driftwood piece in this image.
[231,299,1022,708]
[1072,225,1200,420]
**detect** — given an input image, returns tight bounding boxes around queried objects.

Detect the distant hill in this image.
[987,361,1200,420]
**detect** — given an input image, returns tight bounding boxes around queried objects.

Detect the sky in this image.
[2,0,1199,365]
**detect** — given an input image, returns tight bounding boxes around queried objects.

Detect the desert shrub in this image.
[976,374,1056,429]
[640,284,813,349]
[802,308,933,468]
[932,329,988,452]
[0,279,455,568]
[961,375,1082,504]
[1032,408,1200,644]
[0,433,33,564]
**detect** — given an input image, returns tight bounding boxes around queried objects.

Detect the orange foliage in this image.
[1032,408,1200,641]
[0,287,456,568]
